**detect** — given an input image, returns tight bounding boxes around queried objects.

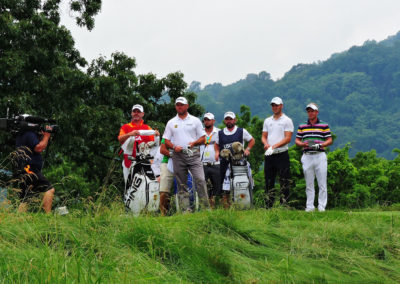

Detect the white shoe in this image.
[183,208,193,214]
[55,206,69,215]
[318,207,325,212]
[305,208,315,212]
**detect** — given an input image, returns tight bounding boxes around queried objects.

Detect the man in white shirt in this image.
[163,97,210,212]
[262,97,294,208]
[214,111,255,208]
[199,112,220,208]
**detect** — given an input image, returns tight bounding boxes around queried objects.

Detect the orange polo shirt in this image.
[119,120,154,167]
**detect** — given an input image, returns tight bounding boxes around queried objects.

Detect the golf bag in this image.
[124,140,160,215]
[221,142,253,209]
[230,161,253,209]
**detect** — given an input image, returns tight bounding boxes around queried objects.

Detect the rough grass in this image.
[0,205,399,283]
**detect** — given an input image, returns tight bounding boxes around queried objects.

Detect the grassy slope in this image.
[0,207,399,283]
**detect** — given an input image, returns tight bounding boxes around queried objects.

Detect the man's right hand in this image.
[41,126,52,138]
[301,141,309,148]
[174,145,183,153]
[263,143,270,150]
[129,130,140,136]
[44,125,53,133]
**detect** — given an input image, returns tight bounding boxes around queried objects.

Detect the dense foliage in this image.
[0,0,203,199]
[195,32,400,159]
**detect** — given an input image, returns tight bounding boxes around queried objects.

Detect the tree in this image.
[235,105,264,172]
[0,1,204,199]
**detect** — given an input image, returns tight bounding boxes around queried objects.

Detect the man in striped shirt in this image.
[295,103,333,212]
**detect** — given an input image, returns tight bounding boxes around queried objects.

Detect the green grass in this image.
[0,205,399,283]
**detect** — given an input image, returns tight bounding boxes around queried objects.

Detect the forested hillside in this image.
[195,32,400,158]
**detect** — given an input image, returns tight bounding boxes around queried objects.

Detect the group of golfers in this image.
[119,96,332,214]
[11,95,331,214]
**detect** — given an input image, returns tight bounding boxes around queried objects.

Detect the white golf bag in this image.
[123,135,160,215]
[221,142,253,209]
[230,163,253,209]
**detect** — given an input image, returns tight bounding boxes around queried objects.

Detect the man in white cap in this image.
[295,102,332,212]
[118,104,159,185]
[262,97,294,208]
[163,97,210,212]
[200,112,220,207]
[214,111,255,208]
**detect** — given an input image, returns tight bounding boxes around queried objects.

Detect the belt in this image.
[304,151,322,155]
[181,147,199,156]
[272,149,288,155]
[203,162,220,166]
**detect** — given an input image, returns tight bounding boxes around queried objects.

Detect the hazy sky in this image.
[60,0,400,87]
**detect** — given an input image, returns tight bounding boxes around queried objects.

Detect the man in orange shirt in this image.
[118,104,159,185]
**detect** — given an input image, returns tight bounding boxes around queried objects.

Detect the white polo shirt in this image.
[163,113,205,147]
[200,126,220,163]
[262,113,294,153]
[215,126,253,145]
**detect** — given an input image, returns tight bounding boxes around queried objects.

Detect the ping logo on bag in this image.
[125,175,142,208]
[131,176,142,189]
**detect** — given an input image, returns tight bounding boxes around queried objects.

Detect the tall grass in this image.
[0,205,399,283]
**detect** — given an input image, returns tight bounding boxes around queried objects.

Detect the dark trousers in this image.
[219,158,230,195]
[264,151,291,208]
[203,164,221,197]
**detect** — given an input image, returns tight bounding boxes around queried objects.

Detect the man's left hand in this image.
[310,144,321,150]
[265,147,274,156]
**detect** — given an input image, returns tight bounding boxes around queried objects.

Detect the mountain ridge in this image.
[194,31,400,158]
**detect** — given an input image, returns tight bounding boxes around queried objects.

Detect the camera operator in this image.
[14,125,55,213]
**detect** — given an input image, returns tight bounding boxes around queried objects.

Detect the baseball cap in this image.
[224,111,236,119]
[203,112,215,120]
[132,104,144,112]
[306,103,319,111]
[270,97,283,105]
[175,97,188,105]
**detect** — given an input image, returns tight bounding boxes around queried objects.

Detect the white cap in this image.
[132,104,144,112]
[270,97,283,105]
[224,111,236,119]
[203,112,215,120]
[175,97,188,105]
[306,103,319,111]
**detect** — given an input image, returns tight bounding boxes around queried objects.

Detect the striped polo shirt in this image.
[296,118,331,152]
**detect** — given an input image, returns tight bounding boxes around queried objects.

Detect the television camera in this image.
[0,101,58,134]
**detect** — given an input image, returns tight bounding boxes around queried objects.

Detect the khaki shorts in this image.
[160,163,174,193]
